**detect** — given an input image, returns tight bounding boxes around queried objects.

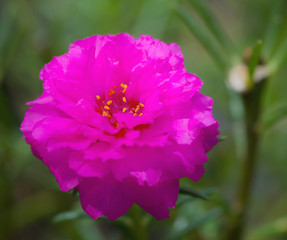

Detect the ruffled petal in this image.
[77,176,133,221]
[123,178,179,220]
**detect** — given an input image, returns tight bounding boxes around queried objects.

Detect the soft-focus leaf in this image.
[259,104,287,131]
[166,208,223,240]
[75,218,107,240]
[263,0,286,59]
[248,40,263,79]
[132,0,172,37]
[246,216,287,240]
[53,210,88,223]
[186,0,234,56]
[218,135,227,142]
[177,188,216,207]
[174,4,228,71]
[179,187,211,200]
[268,34,287,73]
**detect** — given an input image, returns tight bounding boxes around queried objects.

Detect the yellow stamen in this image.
[104,106,110,110]
[107,100,113,105]
[139,113,143,116]
[113,85,117,88]
[122,108,127,113]
[139,103,144,107]
[102,111,109,117]
[96,95,101,100]
[121,83,128,93]
[109,89,115,95]
[122,97,127,103]
[135,106,140,113]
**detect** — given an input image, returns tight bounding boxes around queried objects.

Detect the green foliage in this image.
[259,104,287,131]
[246,216,287,240]
[185,0,234,57]
[179,187,211,200]
[166,208,223,240]
[173,4,228,71]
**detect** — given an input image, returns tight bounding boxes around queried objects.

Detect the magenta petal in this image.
[68,150,112,178]
[123,178,179,220]
[42,148,81,191]
[189,165,206,182]
[77,176,133,221]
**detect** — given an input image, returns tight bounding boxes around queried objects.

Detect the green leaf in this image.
[268,34,287,73]
[248,40,263,79]
[53,210,88,223]
[218,135,227,142]
[132,0,172,38]
[259,104,287,131]
[166,208,223,240]
[263,0,286,60]
[173,4,228,72]
[177,188,216,207]
[246,216,287,240]
[186,0,234,56]
[179,187,211,200]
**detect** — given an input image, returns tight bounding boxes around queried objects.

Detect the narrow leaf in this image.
[263,0,286,59]
[268,34,287,73]
[186,0,234,56]
[259,104,287,131]
[132,0,172,38]
[218,135,227,142]
[248,40,263,79]
[166,208,223,240]
[177,188,216,206]
[246,216,287,240]
[174,4,228,71]
[53,210,88,223]
[179,187,210,200]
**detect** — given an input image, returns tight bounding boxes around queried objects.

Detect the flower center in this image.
[95,83,144,127]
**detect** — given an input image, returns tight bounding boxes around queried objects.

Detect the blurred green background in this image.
[1,0,287,239]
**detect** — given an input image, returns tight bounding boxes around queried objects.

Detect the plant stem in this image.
[226,79,265,240]
[130,206,148,240]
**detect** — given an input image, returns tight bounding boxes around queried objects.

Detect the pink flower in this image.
[21,33,219,220]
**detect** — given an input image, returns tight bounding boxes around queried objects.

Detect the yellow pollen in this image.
[104,106,110,110]
[102,111,109,117]
[107,100,113,105]
[139,103,144,107]
[122,97,127,103]
[109,89,115,95]
[96,95,101,100]
[113,85,117,88]
[135,106,140,113]
[122,108,127,113]
[139,113,143,116]
[121,83,128,93]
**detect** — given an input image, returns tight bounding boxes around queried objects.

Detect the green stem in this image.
[130,206,148,240]
[226,79,265,240]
